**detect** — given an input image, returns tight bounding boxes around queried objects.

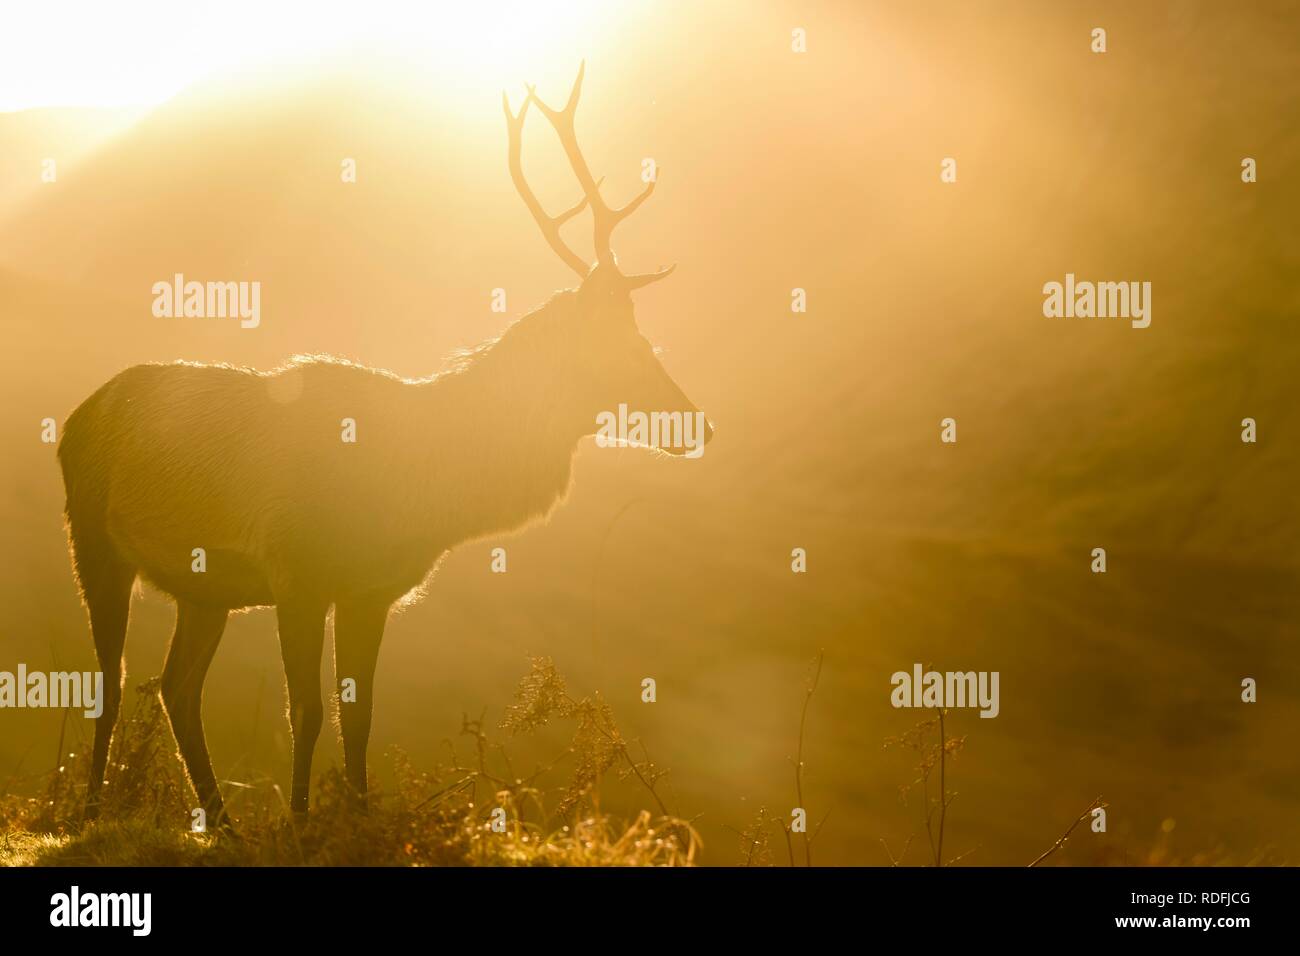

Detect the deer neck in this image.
[418,299,594,542]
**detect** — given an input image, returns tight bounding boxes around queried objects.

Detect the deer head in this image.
[503,63,712,457]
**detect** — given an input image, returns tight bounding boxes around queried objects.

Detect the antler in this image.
[507,62,674,287]
[503,90,590,278]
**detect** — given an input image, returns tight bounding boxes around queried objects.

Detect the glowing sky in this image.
[0,0,640,111]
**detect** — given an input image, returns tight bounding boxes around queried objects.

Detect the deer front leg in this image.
[275,598,328,819]
[333,597,389,806]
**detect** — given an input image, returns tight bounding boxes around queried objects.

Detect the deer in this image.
[58,63,711,830]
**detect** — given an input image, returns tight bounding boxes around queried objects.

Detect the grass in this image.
[1,653,1281,867]
[732,651,832,866]
[0,660,699,867]
[878,707,1284,868]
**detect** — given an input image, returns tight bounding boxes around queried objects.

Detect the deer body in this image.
[67,306,598,613]
[62,65,709,827]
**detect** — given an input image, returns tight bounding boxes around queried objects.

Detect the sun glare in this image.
[0,0,640,112]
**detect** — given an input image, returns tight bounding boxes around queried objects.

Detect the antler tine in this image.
[529,62,662,272]
[624,263,677,290]
[528,62,603,205]
[503,88,591,278]
[609,176,657,228]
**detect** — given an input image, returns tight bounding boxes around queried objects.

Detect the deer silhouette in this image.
[59,63,711,828]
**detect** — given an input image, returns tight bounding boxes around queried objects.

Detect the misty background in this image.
[1,0,1297,864]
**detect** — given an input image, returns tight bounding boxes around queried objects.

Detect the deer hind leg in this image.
[333,597,390,805]
[276,599,328,818]
[77,540,135,822]
[160,601,230,830]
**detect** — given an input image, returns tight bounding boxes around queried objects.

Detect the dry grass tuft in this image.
[0,661,698,867]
